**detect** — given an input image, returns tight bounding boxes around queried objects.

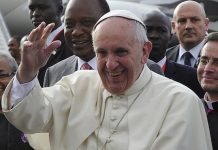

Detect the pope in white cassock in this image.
[1,10,212,150]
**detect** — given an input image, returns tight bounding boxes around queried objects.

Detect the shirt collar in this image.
[77,57,97,70]
[178,40,204,61]
[46,24,64,46]
[203,93,218,110]
[157,56,166,68]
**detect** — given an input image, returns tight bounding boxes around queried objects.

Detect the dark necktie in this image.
[184,52,192,66]
[80,63,93,70]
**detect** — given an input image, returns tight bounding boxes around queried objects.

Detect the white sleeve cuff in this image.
[11,74,38,106]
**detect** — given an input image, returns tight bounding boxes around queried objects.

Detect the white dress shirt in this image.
[177,40,204,67]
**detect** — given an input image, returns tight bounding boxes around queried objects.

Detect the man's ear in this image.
[171,21,176,34]
[141,41,152,64]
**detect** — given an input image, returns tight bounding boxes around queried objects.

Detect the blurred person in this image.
[0,51,33,150]
[43,0,163,87]
[28,0,73,86]
[1,10,212,150]
[19,35,28,50]
[8,36,22,65]
[167,0,209,68]
[143,10,204,98]
[197,32,218,150]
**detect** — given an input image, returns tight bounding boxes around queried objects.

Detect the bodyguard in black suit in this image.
[197,32,218,150]
[28,0,73,86]
[166,1,209,68]
[143,9,204,98]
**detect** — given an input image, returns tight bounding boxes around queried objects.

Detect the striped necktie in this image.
[80,63,93,70]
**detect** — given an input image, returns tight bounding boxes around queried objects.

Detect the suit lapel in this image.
[164,60,176,79]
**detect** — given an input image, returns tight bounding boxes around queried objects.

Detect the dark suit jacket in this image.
[166,45,200,68]
[38,29,73,86]
[0,113,33,150]
[166,45,179,62]
[165,60,204,98]
[43,56,163,87]
[202,100,218,150]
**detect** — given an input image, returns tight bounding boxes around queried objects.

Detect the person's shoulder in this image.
[151,71,198,97]
[169,60,197,74]
[47,55,77,71]
[147,59,164,76]
[166,44,180,60]
[166,44,179,53]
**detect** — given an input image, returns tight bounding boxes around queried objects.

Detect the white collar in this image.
[204,93,218,110]
[157,56,166,68]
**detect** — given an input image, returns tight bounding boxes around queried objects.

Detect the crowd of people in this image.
[0,0,218,149]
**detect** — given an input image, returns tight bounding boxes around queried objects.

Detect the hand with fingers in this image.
[17,22,61,83]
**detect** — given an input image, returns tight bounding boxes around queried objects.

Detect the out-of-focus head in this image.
[172,0,209,50]
[8,36,22,59]
[197,32,218,97]
[64,0,109,61]
[143,10,171,62]
[92,10,152,95]
[28,0,63,29]
[20,35,29,50]
[0,52,17,110]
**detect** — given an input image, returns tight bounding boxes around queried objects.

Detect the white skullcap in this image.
[93,10,146,31]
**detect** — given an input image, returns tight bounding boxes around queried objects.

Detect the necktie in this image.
[184,52,192,66]
[80,63,93,70]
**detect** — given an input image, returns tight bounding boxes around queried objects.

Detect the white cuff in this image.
[11,74,37,106]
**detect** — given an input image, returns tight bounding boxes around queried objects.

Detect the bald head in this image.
[173,1,206,20]
[172,0,209,50]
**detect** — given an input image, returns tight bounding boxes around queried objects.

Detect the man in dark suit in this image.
[28,0,73,86]
[166,1,209,68]
[43,0,163,87]
[197,32,218,150]
[143,9,204,98]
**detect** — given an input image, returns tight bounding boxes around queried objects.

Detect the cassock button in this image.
[112,105,118,110]
[111,116,116,121]
[106,137,111,143]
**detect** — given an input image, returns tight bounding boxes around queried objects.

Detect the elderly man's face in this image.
[0,57,14,108]
[197,41,218,94]
[172,3,209,50]
[93,18,150,95]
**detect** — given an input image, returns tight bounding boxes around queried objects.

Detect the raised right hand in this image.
[17,22,61,83]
